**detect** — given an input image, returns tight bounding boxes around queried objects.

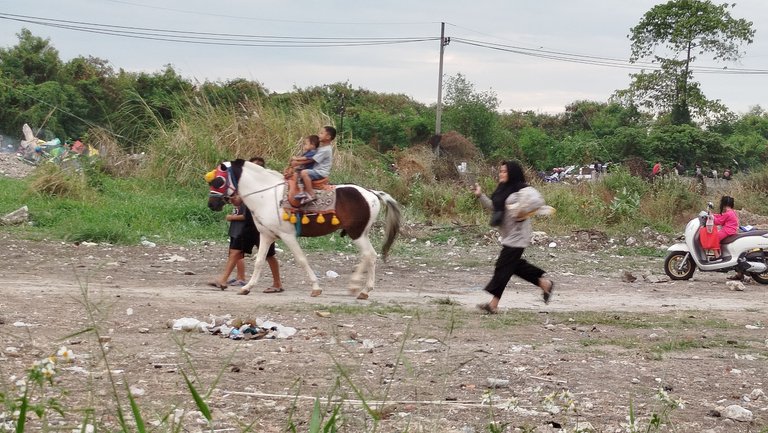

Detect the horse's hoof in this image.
[310,289,322,297]
[356,292,369,300]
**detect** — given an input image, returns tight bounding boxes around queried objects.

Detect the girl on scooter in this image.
[713,196,743,280]
[713,196,739,242]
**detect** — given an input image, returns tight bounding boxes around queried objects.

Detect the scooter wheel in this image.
[750,271,768,285]
[664,252,695,280]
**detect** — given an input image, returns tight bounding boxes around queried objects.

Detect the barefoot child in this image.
[289,126,336,205]
[291,135,319,204]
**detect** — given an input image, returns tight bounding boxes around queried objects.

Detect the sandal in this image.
[263,286,284,293]
[477,303,498,314]
[208,281,227,290]
[542,280,554,305]
[300,197,317,206]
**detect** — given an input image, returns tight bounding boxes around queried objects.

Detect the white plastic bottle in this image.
[706,213,715,234]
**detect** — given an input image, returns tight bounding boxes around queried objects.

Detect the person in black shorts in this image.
[209,158,283,294]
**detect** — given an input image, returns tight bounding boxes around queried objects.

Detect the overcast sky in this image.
[1,0,767,114]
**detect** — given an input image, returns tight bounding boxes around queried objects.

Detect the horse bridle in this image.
[209,163,288,221]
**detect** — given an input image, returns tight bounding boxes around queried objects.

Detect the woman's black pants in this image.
[484,246,545,299]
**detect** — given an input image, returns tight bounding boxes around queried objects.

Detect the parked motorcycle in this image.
[664,204,768,283]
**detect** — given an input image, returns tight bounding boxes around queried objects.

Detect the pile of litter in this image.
[166,315,297,340]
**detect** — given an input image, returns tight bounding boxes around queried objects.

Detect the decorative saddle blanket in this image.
[280,187,337,213]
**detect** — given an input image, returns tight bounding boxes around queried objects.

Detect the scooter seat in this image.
[721,230,768,244]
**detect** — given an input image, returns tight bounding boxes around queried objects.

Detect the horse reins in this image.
[238,181,286,199]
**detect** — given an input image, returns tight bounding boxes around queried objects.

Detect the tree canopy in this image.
[615,0,754,125]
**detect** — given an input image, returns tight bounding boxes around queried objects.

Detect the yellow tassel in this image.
[204,170,216,183]
[331,215,340,225]
[282,210,290,221]
[301,215,310,224]
[317,214,326,224]
[289,214,297,224]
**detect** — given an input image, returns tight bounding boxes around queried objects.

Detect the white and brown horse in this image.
[207,159,401,299]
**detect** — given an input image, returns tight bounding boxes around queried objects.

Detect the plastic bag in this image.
[698,226,720,250]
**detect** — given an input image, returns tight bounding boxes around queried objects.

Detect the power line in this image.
[451,38,768,75]
[2,12,767,74]
[446,22,768,74]
[103,0,438,26]
[0,13,438,47]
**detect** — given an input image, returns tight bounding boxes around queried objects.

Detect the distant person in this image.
[723,167,733,181]
[472,160,554,314]
[652,161,661,177]
[592,160,600,180]
[675,161,684,176]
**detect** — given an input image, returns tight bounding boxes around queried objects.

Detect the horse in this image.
[206,159,401,299]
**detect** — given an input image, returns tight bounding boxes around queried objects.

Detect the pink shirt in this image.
[713,209,739,237]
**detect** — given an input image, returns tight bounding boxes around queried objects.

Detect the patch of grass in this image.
[322,302,420,317]
[480,311,540,329]
[651,337,749,353]
[430,297,460,306]
[616,246,667,258]
[579,335,752,355]
[554,311,734,330]
[580,337,639,349]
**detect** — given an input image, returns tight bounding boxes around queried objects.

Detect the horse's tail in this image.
[373,190,401,262]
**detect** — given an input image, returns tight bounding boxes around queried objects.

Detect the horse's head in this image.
[206,160,245,211]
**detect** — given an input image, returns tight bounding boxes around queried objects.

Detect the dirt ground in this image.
[0,230,766,432]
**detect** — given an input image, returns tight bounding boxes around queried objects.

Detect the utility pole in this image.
[435,22,449,136]
[338,93,345,144]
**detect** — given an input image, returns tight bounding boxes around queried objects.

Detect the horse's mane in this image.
[237,160,284,181]
[229,159,245,183]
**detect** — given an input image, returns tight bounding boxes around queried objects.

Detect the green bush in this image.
[603,166,648,197]
[541,183,608,230]
[609,187,641,223]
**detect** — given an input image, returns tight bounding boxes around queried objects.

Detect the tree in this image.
[646,124,725,167]
[517,127,555,168]
[615,0,754,125]
[442,73,500,154]
[0,29,62,85]
[60,56,121,136]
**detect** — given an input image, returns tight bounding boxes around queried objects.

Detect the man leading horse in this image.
[206,156,400,299]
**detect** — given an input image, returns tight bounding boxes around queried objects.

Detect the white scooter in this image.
[664,204,768,283]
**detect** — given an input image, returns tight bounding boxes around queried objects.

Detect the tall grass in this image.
[138,94,330,185]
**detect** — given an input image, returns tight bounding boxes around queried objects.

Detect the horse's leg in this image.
[349,235,377,300]
[279,234,322,296]
[242,235,273,295]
